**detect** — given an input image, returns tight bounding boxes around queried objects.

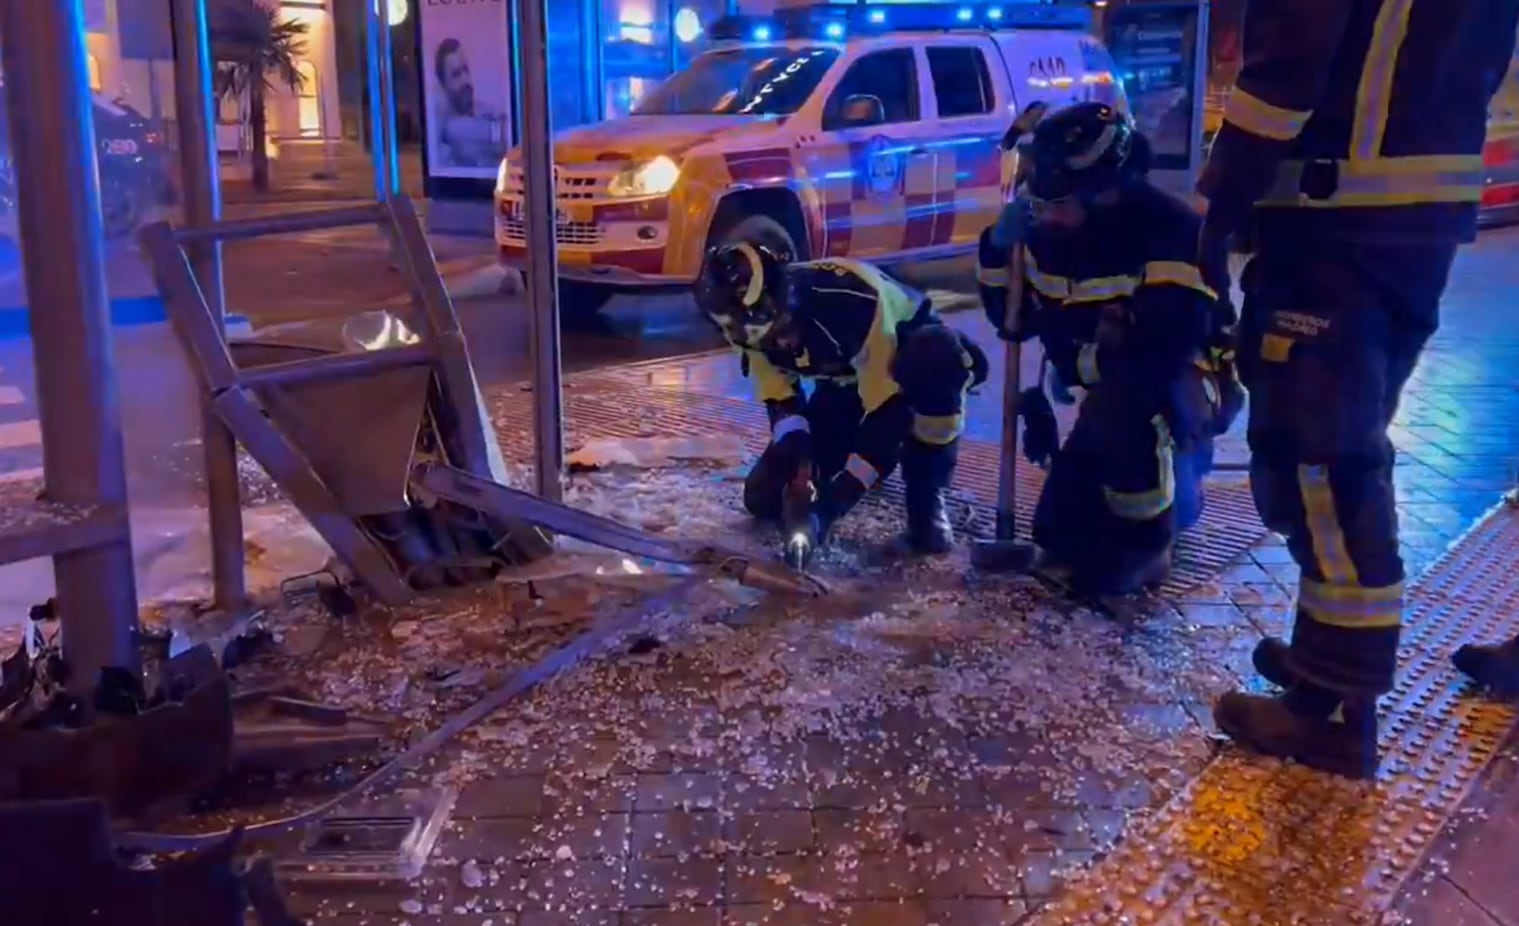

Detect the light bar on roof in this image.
[709,2,1092,43]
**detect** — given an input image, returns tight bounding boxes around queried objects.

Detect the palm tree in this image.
[210,0,309,192]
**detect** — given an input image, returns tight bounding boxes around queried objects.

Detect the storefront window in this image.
[548,0,595,130]
[600,0,728,119]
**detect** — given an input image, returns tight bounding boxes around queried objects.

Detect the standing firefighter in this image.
[978,103,1240,595]
[1201,0,1519,777]
[698,244,988,564]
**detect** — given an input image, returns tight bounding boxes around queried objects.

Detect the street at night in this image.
[4,0,1519,925]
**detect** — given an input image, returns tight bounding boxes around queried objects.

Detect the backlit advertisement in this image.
[419,0,512,180]
[1104,2,1204,172]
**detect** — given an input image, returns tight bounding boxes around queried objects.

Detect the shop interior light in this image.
[752,23,773,41]
[674,7,703,42]
[987,6,1004,20]
[823,21,846,39]
[867,8,886,23]
[956,7,973,22]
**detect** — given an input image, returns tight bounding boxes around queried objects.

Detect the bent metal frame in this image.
[137,196,824,605]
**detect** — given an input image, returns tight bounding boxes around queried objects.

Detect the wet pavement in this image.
[0,224,1517,924]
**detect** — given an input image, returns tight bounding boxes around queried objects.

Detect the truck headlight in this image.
[607,155,680,197]
[496,158,512,194]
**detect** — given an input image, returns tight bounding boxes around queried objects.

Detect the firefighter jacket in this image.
[726,257,933,513]
[977,184,1219,409]
[1198,0,1519,245]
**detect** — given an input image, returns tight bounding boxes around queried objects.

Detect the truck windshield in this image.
[634,46,839,117]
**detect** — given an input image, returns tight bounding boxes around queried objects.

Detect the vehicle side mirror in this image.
[840,94,886,128]
[1000,100,1050,150]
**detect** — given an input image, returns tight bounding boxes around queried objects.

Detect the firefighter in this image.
[1199,0,1519,777]
[697,243,988,559]
[978,102,1240,595]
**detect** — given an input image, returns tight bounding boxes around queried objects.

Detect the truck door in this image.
[1101,1,1209,198]
[813,46,934,260]
[919,40,1007,251]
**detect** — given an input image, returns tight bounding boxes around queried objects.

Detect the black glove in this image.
[1018,386,1059,468]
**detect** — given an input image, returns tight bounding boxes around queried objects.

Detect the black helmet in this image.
[698,241,792,344]
[1023,102,1143,202]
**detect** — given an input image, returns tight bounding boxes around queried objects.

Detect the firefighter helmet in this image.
[698,241,792,345]
[1023,102,1145,203]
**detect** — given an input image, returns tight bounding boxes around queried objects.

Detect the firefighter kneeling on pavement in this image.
[978,102,1242,595]
[697,244,988,564]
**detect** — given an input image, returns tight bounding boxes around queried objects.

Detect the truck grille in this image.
[504,168,601,201]
[499,217,603,247]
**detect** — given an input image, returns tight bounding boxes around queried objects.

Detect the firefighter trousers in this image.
[744,325,985,520]
[1033,383,1185,585]
[1240,237,1459,696]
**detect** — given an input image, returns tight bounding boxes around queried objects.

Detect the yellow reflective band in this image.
[977,265,1009,287]
[772,414,809,440]
[747,350,800,404]
[1297,465,1361,586]
[1299,578,1404,630]
[1224,88,1312,142]
[1259,156,1486,208]
[1102,416,1175,521]
[734,241,765,307]
[1077,343,1101,385]
[1141,260,1218,300]
[845,453,880,490]
[1352,0,1416,160]
[912,412,964,445]
[1068,274,1140,304]
[1023,248,1072,301]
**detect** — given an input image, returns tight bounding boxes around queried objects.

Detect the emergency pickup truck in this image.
[494,2,1126,315]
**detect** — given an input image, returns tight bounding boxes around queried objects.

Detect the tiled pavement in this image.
[262,230,1519,926]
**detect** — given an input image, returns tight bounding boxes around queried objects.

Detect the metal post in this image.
[365,0,399,199]
[0,0,139,689]
[515,0,566,501]
[377,4,401,195]
[172,0,246,614]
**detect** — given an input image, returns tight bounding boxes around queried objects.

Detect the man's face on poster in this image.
[442,48,475,115]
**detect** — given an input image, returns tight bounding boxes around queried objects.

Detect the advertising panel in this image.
[419,0,512,181]
[1104,2,1203,172]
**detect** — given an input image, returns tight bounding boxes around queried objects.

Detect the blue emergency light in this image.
[709,2,1093,43]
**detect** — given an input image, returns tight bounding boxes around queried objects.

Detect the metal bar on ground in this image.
[171,0,245,614]
[239,343,434,391]
[515,0,566,502]
[175,204,387,243]
[0,0,141,690]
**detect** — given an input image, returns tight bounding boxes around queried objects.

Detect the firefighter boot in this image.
[1452,635,1519,695]
[1214,685,1380,779]
[1251,636,1298,688]
[901,438,957,554]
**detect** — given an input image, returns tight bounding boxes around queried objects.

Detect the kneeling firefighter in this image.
[698,245,989,565]
[977,102,1242,594]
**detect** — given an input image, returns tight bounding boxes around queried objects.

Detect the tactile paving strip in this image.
[486,379,1267,595]
[1031,504,1519,925]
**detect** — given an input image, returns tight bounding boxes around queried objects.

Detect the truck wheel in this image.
[711,214,802,263]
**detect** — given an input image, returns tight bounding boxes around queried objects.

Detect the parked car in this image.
[0,92,177,239]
